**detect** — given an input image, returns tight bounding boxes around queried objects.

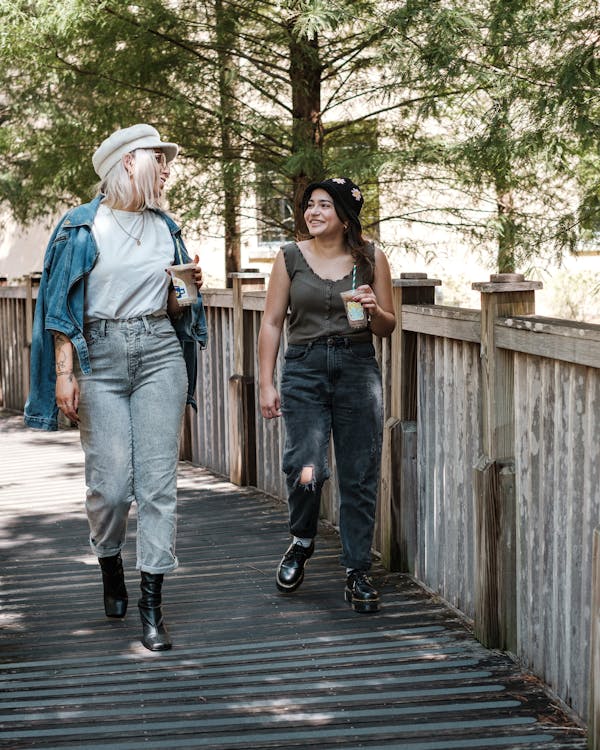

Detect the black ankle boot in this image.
[99,554,128,618]
[138,572,172,651]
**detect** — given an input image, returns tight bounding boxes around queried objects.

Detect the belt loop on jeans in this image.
[99,319,107,337]
[324,336,350,347]
[141,315,151,333]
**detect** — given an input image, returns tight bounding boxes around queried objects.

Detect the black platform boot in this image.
[98,554,128,618]
[276,540,315,593]
[344,570,380,613]
[138,572,172,651]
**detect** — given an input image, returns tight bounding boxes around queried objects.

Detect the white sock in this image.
[293,536,313,548]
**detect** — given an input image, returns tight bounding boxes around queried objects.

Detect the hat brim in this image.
[155,142,178,163]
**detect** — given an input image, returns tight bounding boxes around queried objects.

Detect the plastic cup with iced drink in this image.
[168,263,198,306]
[340,289,367,329]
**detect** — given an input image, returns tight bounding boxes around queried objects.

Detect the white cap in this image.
[92,124,179,179]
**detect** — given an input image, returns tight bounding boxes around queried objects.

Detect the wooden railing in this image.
[2,273,600,736]
[0,279,35,413]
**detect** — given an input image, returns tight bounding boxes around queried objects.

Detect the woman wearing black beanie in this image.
[258,177,395,612]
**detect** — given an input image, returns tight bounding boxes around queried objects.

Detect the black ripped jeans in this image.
[280,336,383,571]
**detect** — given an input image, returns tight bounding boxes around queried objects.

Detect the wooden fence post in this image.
[23,275,34,409]
[228,272,267,486]
[472,273,541,650]
[590,528,600,749]
[379,274,440,572]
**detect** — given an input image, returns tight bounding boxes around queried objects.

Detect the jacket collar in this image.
[62,195,104,228]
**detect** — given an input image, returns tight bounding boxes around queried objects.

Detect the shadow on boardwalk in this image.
[0,412,587,749]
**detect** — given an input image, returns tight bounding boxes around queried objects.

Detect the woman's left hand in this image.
[352,284,380,318]
[192,255,203,290]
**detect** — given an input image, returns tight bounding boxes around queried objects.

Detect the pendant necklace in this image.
[110,209,145,246]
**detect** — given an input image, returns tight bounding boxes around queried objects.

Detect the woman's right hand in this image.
[55,373,80,423]
[260,384,281,419]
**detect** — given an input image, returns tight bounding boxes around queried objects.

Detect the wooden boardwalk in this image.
[0,412,587,749]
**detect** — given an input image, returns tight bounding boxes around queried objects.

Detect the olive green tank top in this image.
[282,242,375,345]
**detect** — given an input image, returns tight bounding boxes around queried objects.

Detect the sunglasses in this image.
[153,151,168,168]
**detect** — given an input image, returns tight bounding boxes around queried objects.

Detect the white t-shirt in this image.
[85,204,175,321]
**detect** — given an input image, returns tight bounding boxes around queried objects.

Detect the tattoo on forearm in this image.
[54,333,73,377]
[55,354,71,374]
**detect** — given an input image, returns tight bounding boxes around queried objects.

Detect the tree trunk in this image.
[288,23,324,234]
[496,186,516,273]
[215,0,241,286]
[490,92,516,274]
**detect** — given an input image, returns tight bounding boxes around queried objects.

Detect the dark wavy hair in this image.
[299,189,374,283]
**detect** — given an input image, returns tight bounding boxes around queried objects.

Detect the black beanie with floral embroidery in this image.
[301,177,364,230]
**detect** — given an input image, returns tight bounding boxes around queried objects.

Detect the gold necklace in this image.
[110,209,145,246]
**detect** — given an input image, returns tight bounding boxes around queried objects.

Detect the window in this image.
[255,171,294,245]
[574,229,600,256]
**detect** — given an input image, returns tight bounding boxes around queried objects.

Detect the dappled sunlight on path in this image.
[0,413,587,749]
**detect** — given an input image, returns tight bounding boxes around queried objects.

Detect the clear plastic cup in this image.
[340,289,367,328]
[168,263,198,306]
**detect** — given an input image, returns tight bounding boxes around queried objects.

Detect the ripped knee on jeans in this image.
[299,465,314,486]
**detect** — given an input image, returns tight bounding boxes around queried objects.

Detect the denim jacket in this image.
[24,195,207,431]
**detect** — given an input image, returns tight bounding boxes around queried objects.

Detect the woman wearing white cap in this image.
[25,124,207,651]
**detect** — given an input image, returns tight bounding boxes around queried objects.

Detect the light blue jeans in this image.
[75,314,187,574]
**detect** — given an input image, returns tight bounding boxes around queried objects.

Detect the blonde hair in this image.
[98,148,165,211]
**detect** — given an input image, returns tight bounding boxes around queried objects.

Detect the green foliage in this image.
[378,0,598,271]
[0,0,598,274]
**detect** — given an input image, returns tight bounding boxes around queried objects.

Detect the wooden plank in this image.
[398,421,418,575]
[514,352,600,720]
[401,305,481,343]
[242,309,256,377]
[179,404,194,462]
[390,282,438,421]
[379,417,401,569]
[228,374,256,487]
[199,289,234,308]
[501,314,600,340]
[479,284,535,462]
[498,461,517,654]
[416,335,481,614]
[590,528,600,750]
[496,321,600,369]
[390,286,403,418]
[21,284,31,410]
[474,455,500,648]
[0,298,7,408]
[229,374,244,485]
[0,412,587,750]
[473,281,543,294]
[239,290,267,312]
[7,297,21,410]
[416,333,437,585]
[232,277,245,375]
[230,274,266,376]
[0,285,38,299]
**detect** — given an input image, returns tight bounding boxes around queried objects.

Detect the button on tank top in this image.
[282,242,375,345]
